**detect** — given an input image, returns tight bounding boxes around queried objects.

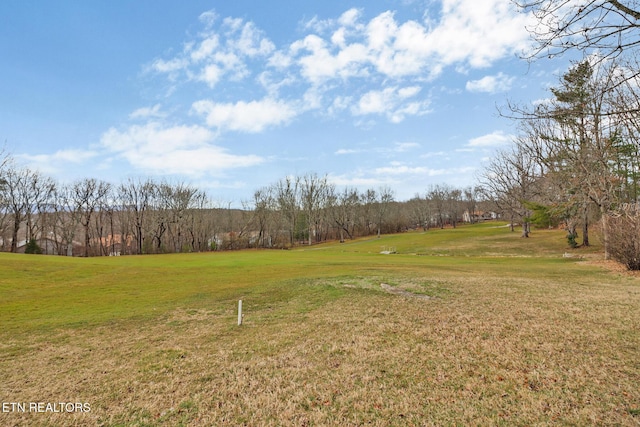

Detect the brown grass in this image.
[2,269,640,426]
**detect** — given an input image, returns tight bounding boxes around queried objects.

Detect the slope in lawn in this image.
[1,224,639,426]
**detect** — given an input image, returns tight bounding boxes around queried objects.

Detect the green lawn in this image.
[1,223,639,426]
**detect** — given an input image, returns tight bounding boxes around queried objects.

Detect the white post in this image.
[237,300,243,326]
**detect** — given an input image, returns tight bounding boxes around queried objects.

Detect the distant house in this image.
[90,234,133,256]
[463,210,498,223]
[11,235,83,256]
[16,237,61,255]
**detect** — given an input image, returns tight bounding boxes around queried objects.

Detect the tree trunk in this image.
[11,216,20,253]
[136,224,143,254]
[83,223,90,257]
[582,204,590,247]
[601,208,610,260]
[582,221,590,247]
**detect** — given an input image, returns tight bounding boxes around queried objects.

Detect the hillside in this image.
[1,223,638,425]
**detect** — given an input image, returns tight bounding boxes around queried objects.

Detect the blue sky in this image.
[0,0,571,204]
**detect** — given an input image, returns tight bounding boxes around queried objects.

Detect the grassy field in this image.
[1,222,639,426]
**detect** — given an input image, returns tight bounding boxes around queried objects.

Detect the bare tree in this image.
[375,186,395,238]
[479,142,542,237]
[92,191,117,256]
[24,172,56,245]
[274,176,300,247]
[50,184,79,256]
[511,60,636,253]
[0,149,12,250]
[185,191,214,252]
[300,173,331,245]
[3,167,44,252]
[72,178,111,257]
[463,187,479,224]
[447,188,463,228]
[163,182,199,253]
[249,186,276,248]
[329,187,360,242]
[148,183,170,253]
[407,193,432,230]
[359,189,377,236]
[515,1,640,68]
[607,61,640,203]
[427,184,448,229]
[119,178,155,254]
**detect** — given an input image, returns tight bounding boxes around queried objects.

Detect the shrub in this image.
[606,207,640,270]
[567,231,578,249]
[24,238,43,255]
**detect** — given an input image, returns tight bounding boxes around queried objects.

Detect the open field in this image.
[1,223,639,426]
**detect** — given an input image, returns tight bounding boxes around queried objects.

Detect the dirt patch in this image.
[380,283,432,300]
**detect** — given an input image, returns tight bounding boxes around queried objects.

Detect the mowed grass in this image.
[1,223,639,426]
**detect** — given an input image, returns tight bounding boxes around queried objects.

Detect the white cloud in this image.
[390,102,429,123]
[192,98,298,133]
[291,1,531,83]
[100,122,263,175]
[199,64,223,87]
[398,86,421,98]
[328,173,392,187]
[466,72,515,93]
[258,71,296,97]
[291,34,369,84]
[374,164,476,176]
[425,0,532,69]
[329,162,477,191]
[303,8,363,34]
[151,15,275,88]
[339,8,363,27]
[17,149,100,175]
[151,57,189,74]
[335,148,361,155]
[352,86,430,122]
[328,95,352,115]
[354,88,392,115]
[148,4,531,126]
[129,104,165,120]
[393,142,420,152]
[198,10,218,28]
[334,142,419,157]
[375,165,430,175]
[467,130,512,148]
[267,50,293,69]
[420,151,447,159]
[331,28,347,47]
[20,149,98,165]
[232,21,275,57]
[366,11,398,51]
[190,35,220,62]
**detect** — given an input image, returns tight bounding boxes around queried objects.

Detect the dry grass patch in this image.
[2,270,639,426]
[2,226,639,425]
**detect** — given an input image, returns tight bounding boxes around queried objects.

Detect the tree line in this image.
[478,0,640,269]
[0,158,491,256]
[9,1,639,262]
[480,58,640,267]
